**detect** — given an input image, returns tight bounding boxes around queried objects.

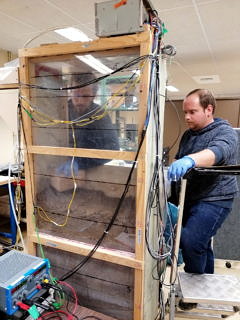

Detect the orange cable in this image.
[114,0,127,9]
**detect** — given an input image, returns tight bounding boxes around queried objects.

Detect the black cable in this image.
[143,14,174,318]
[24,297,52,311]
[60,127,146,281]
[58,55,160,282]
[145,56,172,261]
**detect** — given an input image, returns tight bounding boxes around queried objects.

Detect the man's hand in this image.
[51,159,81,192]
[168,156,195,181]
[51,168,86,192]
[56,159,79,177]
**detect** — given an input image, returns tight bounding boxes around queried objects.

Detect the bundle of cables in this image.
[15,279,103,320]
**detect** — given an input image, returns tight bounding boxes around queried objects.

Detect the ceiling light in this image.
[192,75,220,84]
[76,54,113,75]
[0,67,18,82]
[55,27,92,42]
[166,85,179,92]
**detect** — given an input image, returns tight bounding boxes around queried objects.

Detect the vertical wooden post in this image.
[133,28,153,320]
[19,56,36,254]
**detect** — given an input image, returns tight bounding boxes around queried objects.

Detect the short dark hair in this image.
[186,88,216,113]
[71,72,98,95]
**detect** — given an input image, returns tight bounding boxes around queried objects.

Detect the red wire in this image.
[16,302,30,310]
[58,280,78,315]
[38,310,73,319]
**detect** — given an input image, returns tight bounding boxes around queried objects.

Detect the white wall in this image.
[0,89,18,169]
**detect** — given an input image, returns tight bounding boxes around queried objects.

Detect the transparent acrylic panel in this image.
[34,154,136,253]
[27,48,141,151]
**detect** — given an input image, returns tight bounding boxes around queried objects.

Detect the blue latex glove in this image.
[56,159,79,177]
[168,156,195,181]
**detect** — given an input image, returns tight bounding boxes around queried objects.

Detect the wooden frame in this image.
[19,27,166,320]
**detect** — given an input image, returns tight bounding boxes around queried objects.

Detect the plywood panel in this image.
[215,100,240,128]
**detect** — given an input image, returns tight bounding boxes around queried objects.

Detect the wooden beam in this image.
[27,145,136,161]
[30,232,143,270]
[133,26,153,320]
[0,83,19,90]
[29,47,139,64]
[18,31,150,58]
[19,56,36,255]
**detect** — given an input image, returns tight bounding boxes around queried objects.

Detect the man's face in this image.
[71,83,94,112]
[183,94,213,131]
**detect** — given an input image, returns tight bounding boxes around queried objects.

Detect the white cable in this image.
[8,163,26,251]
[23,26,69,48]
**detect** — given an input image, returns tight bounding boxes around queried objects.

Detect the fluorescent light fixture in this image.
[192,74,220,84]
[55,27,92,42]
[166,85,179,92]
[0,67,18,82]
[76,54,113,75]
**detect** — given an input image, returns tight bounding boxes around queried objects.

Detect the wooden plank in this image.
[30,232,143,269]
[29,46,139,64]
[28,145,136,161]
[135,28,152,257]
[19,56,36,255]
[0,83,19,90]
[18,31,150,58]
[133,27,153,320]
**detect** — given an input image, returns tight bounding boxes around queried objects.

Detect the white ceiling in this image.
[0,0,240,99]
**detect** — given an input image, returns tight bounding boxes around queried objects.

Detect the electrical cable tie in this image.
[52,302,62,310]
[27,305,40,319]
